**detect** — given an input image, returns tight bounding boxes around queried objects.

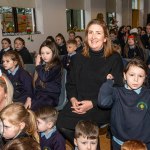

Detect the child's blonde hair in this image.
[0,74,13,110]
[35,106,58,126]
[121,140,147,150]
[0,103,39,142]
[75,120,99,139]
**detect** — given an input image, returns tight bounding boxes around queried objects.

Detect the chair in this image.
[24,64,35,76]
[56,68,68,111]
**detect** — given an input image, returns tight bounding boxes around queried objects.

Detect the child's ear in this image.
[20,122,25,130]
[123,72,126,80]
[74,138,77,146]
[14,61,18,66]
[47,122,53,128]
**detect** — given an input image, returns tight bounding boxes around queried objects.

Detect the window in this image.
[0,6,37,36]
[132,0,138,9]
[66,9,85,32]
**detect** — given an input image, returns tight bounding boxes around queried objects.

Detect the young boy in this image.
[35,106,65,150]
[61,39,77,75]
[121,140,147,150]
[74,120,99,150]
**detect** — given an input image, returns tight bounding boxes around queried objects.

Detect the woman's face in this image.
[87,24,106,51]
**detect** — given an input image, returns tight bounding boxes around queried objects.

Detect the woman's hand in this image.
[24,97,32,109]
[71,100,93,114]
[35,54,41,66]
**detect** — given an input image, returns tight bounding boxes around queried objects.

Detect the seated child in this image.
[74,120,99,150]
[62,39,77,76]
[35,106,65,150]
[2,137,40,150]
[121,140,147,150]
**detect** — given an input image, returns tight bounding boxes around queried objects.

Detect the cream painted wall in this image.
[0,0,67,52]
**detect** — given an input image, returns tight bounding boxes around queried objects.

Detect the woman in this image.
[57,19,123,145]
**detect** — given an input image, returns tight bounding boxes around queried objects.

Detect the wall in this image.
[0,0,67,52]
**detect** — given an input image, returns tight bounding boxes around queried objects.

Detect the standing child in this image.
[0,38,13,63]
[35,106,65,150]
[98,58,150,150]
[121,140,147,150]
[14,37,33,64]
[0,103,39,145]
[2,50,33,108]
[32,40,62,110]
[74,120,99,150]
[62,39,77,77]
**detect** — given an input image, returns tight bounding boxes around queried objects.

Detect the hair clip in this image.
[128,35,135,39]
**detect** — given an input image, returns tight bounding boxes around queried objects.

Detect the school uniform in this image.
[76,45,83,53]
[98,80,150,150]
[6,66,33,104]
[61,51,76,79]
[32,64,61,110]
[15,47,33,64]
[57,44,67,55]
[40,126,65,150]
[0,47,13,63]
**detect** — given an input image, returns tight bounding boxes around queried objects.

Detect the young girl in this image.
[2,50,33,108]
[75,36,83,53]
[14,37,33,64]
[98,58,150,150]
[55,33,67,55]
[0,71,13,111]
[0,38,13,63]
[32,40,62,110]
[123,34,145,60]
[0,103,39,146]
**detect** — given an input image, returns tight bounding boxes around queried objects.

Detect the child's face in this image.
[1,40,11,49]
[110,33,117,41]
[124,65,146,90]
[67,43,77,54]
[128,38,135,46]
[40,46,53,63]
[55,37,63,45]
[14,40,24,51]
[2,56,17,72]
[3,119,22,139]
[37,118,51,133]
[74,136,98,150]
[75,38,82,47]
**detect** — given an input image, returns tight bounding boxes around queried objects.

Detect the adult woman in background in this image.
[57,19,123,145]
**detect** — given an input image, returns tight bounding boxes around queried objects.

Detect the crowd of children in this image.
[0,20,150,150]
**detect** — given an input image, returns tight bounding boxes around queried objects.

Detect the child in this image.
[0,103,39,145]
[2,137,41,150]
[75,36,83,53]
[98,58,150,150]
[55,33,67,55]
[35,106,65,150]
[123,34,145,60]
[74,120,99,150]
[121,140,147,150]
[61,39,77,76]
[14,37,33,64]
[32,40,62,110]
[2,50,33,108]
[0,38,13,63]
[0,72,13,111]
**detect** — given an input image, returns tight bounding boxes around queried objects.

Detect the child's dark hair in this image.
[124,57,148,75]
[35,106,58,126]
[46,36,55,43]
[75,36,83,42]
[3,50,24,68]
[121,140,147,150]
[39,40,61,70]
[75,120,99,139]
[67,39,77,46]
[1,38,11,45]
[14,37,25,46]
